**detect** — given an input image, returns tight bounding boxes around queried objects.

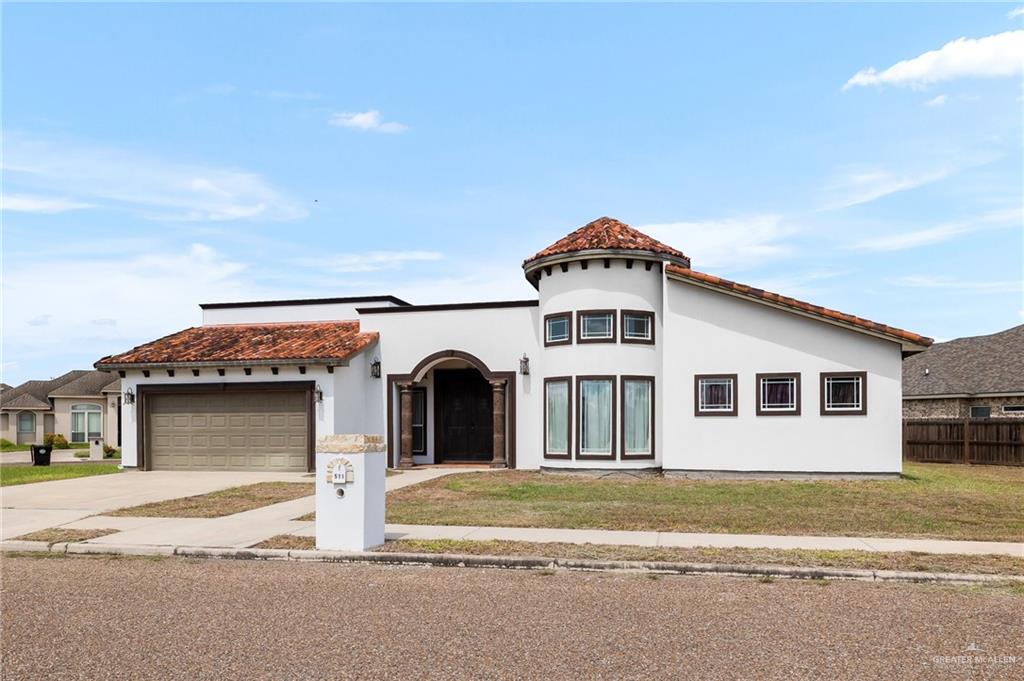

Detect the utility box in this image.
[89,437,105,461]
[315,435,386,552]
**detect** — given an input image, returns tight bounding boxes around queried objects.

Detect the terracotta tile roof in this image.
[665,265,933,349]
[903,325,1023,396]
[95,321,378,368]
[524,217,688,267]
[0,370,91,410]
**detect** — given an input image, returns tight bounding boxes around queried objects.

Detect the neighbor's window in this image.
[970,406,992,418]
[622,377,653,458]
[71,404,103,442]
[17,412,35,433]
[544,378,570,458]
[578,377,614,457]
[821,372,866,415]
[757,374,800,415]
[544,313,571,346]
[411,389,426,454]
[621,310,654,344]
[695,375,737,416]
[577,311,615,342]
[1001,405,1024,414]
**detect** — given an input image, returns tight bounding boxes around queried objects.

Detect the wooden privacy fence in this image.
[903,419,1024,466]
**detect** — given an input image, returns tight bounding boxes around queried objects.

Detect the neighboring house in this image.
[96,217,932,476]
[903,325,1024,419]
[0,370,121,446]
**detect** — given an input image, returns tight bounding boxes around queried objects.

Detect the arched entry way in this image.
[386,350,515,469]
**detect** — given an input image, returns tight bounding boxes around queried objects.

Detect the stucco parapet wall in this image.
[316,434,387,453]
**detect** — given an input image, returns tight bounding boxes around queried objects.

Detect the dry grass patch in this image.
[251,534,316,550]
[15,528,119,544]
[379,539,1024,576]
[109,482,314,518]
[385,464,1024,542]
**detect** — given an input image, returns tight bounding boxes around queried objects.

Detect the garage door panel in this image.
[148,390,309,472]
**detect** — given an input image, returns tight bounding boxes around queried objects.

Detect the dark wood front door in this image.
[435,369,492,462]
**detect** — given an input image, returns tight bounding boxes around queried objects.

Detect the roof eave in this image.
[666,270,932,352]
[95,357,357,371]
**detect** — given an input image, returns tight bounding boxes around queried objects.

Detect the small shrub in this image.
[103,444,120,457]
[1,438,15,448]
[43,433,70,449]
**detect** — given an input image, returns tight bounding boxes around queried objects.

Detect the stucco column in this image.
[490,379,507,469]
[398,383,415,469]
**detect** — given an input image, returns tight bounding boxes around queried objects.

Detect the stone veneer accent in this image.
[316,434,387,453]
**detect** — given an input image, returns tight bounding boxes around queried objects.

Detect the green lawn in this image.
[0,463,121,487]
[386,463,1024,542]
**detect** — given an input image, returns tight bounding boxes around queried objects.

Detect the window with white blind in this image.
[621,377,653,459]
[544,378,570,458]
[71,404,102,442]
[577,377,614,457]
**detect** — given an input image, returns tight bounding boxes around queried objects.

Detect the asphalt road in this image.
[2,556,1022,680]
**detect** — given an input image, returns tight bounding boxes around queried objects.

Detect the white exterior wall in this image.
[662,282,904,473]
[358,306,542,468]
[537,260,663,469]
[202,300,399,325]
[118,363,371,468]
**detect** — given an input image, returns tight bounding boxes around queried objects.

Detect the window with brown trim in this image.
[820,372,867,415]
[544,312,572,346]
[544,377,571,459]
[694,374,737,416]
[621,310,655,345]
[756,373,801,416]
[621,376,654,460]
[576,310,616,343]
[411,388,427,454]
[576,376,615,459]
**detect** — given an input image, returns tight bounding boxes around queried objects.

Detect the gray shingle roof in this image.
[49,370,118,397]
[903,325,1024,397]
[0,370,91,410]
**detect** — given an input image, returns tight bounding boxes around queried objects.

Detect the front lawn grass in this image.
[15,528,119,544]
[108,482,314,518]
[385,463,1024,542]
[0,463,121,487]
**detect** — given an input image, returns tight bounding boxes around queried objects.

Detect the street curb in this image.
[2,540,1022,586]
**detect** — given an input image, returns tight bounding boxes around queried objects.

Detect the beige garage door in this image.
[148,391,309,471]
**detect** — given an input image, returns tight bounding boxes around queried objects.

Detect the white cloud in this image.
[843,30,1024,90]
[924,94,947,107]
[823,165,959,209]
[849,208,1021,252]
[638,215,800,270]
[2,132,307,222]
[1009,7,1024,19]
[2,193,94,214]
[328,110,408,134]
[888,275,1023,293]
[296,250,444,273]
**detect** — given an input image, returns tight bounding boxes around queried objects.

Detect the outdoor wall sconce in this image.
[370,358,381,379]
[123,387,136,405]
[519,353,530,375]
[315,384,324,403]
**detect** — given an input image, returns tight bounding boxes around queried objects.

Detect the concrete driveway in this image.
[0,470,312,540]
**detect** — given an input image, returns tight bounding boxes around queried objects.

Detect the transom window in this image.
[757,373,800,415]
[411,389,426,454]
[17,412,36,433]
[695,375,737,416]
[820,372,866,415]
[577,377,614,458]
[544,378,570,458]
[71,403,102,442]
[544,313,571,346]
[621,310,654,344]
[622,377,654,459]
[577,311,615,343]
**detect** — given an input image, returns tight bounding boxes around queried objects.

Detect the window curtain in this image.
[763,379,794,408]
[87,411,102,438]
[545,382,568,454]
[581,380,612,453]
[71,412,85,435]
[828,379,860,408]
[701,380,731,409]
[18,413,35,432]
[624,380,651,453]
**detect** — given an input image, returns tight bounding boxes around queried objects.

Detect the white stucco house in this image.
[96,217,932,477]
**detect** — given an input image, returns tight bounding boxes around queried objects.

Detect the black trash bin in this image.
[31,444,53,466]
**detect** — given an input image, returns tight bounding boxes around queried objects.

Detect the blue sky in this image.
[2,3,1022,385]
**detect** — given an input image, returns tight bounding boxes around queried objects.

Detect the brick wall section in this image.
[903,396,1024,419]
